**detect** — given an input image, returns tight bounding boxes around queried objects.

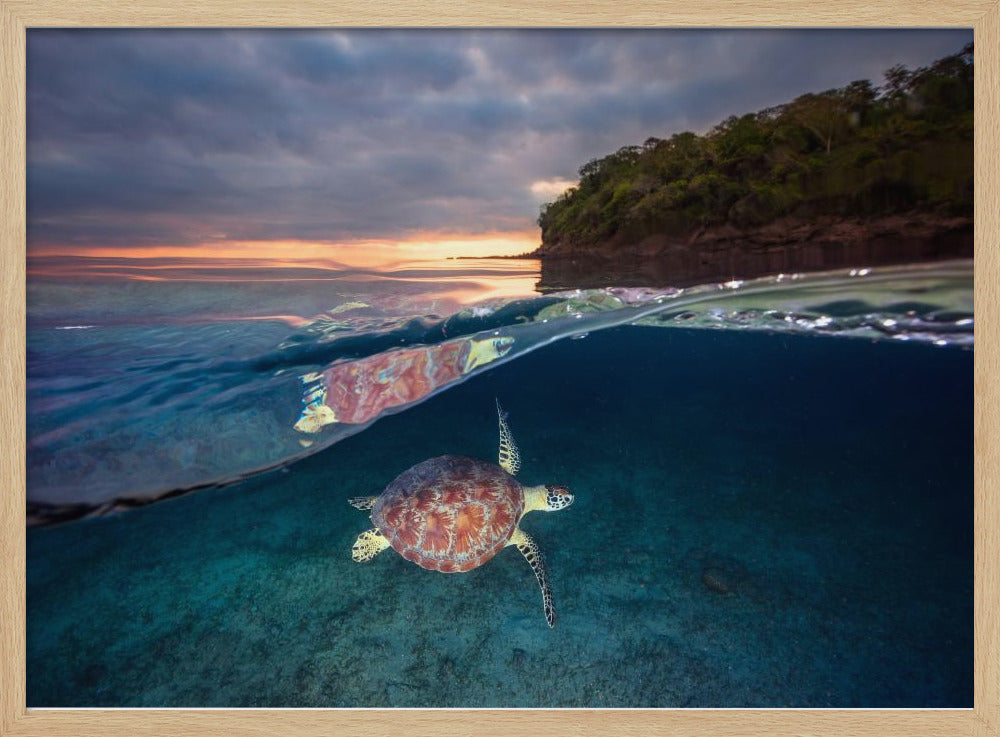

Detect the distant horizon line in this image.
[26,231,541,273]
[25,233,542,281]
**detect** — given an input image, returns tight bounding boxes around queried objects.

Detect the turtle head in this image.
[544,484,574,511]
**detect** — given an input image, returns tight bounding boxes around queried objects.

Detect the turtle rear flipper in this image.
[509,527,555,627]
[348,495,379,510]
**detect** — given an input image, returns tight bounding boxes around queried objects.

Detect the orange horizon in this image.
[27,230,541,269]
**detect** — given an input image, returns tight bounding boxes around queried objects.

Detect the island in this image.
[531,44,973,290]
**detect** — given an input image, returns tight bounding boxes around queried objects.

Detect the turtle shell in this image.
[372,455,524,573]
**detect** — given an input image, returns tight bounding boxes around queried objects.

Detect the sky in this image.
[27,28,972,261]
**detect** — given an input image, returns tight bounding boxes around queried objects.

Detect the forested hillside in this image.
[536,44,973,256]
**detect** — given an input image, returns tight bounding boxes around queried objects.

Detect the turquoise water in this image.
[26,259,973,706]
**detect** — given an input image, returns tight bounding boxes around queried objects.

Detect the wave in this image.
[26,260,972,525]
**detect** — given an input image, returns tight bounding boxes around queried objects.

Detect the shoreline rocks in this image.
[532,212,972,261]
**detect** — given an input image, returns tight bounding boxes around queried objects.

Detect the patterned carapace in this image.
[372,455,524,573]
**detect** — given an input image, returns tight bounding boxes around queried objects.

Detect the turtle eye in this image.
[545,485,574,510]
[491,336,513,356]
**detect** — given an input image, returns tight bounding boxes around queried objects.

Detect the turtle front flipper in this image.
[496,399,521,476]
[509,527,555,627]
[348,495,379,510]
[352,528,389,562]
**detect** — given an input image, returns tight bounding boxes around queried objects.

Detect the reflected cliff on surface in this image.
[534,231,972,292]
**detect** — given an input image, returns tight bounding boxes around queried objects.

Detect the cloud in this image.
[26,28,973,250]
[530,178,577,201]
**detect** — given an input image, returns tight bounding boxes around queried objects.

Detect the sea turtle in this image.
[295,335,515,433]
[348,402,574,627]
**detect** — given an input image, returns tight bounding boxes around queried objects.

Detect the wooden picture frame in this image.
[1,2,996,735]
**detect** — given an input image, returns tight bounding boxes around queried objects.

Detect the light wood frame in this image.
[1,3,996,735]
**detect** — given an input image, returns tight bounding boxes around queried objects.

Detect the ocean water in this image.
[26,257,973,707]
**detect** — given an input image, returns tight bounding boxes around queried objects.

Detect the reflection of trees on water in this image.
[535,232,972,292]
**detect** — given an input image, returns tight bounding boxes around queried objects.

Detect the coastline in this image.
[463,212,972,291]
[532,212,972,260]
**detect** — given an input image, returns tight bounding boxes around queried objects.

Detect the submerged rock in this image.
[691,553,753,598]
[701,567,734,595]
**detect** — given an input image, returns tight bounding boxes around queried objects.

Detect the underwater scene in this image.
[26,27,976,708]
[26,257,973,707]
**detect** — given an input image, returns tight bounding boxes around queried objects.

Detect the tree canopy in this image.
[537,44,973,252]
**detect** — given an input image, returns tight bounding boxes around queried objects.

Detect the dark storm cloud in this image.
[27,28,972,248]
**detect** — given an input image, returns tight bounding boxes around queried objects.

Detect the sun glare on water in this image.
[28,232,544,308]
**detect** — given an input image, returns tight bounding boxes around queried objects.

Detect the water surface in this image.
[26,253,973,707]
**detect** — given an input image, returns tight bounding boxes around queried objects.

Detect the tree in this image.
[787,92,847,155]
[842,80,877,126]
[881,64,912,108]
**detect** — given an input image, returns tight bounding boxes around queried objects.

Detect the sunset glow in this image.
[28,231,541,281]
